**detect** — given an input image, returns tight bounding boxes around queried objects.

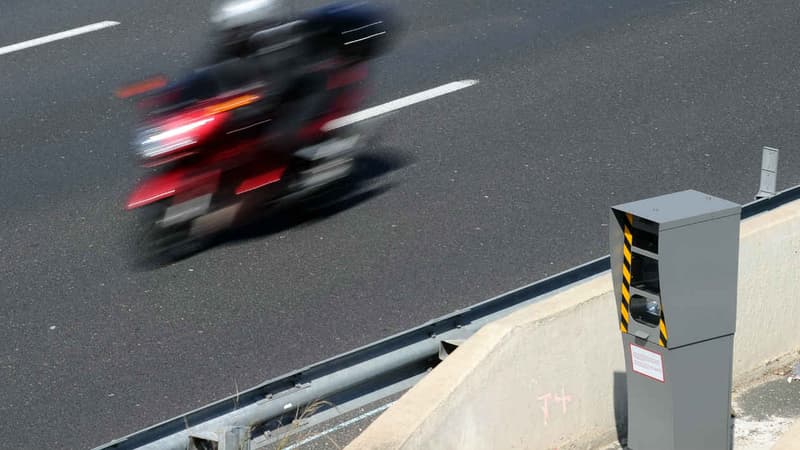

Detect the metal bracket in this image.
[633,330,650,341]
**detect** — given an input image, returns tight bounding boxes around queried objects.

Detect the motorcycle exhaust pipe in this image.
[189,202,241,237]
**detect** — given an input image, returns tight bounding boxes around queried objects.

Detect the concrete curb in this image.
[772,418,800,450]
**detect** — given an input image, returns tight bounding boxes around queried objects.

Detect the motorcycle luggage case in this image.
[304,2,398,61]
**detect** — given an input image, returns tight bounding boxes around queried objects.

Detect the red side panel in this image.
[125,169,186,210]
[126,166,226,209]
[172,169,221,203]
[234,166,288,195]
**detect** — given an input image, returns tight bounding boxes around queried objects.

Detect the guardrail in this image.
[94,183,800,450]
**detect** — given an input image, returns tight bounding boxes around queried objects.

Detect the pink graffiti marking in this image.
[554,386,573,413]
[538,393,553,425]
[537,386,574,425]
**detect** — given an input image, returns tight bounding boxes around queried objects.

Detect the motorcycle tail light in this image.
[136,112,225,162]
[134,93,259,164]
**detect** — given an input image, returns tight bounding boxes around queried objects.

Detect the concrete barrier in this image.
[347,198,800,450]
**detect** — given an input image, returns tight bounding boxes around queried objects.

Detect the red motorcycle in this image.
[121,61,376,261]
[121,4,398,261]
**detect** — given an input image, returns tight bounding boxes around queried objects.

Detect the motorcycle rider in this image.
[204,0,395,158]
[207,0,292,62]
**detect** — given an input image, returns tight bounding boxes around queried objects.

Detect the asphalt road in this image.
[2,0,800,448]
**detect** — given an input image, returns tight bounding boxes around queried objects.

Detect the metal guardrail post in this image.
[756,146,779,200]
[188,427,249,450]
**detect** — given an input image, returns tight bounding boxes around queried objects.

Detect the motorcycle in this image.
[121,3,398,262]
[123,66,385,263]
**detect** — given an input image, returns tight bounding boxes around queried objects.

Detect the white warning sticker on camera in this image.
[630,344,665,383]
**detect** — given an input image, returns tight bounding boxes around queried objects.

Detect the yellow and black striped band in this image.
[658,308,668,347]
[619,213,669,347]
[620,214,632,334]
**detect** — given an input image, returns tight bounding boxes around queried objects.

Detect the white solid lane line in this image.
[282,402,395,450]
[323,79,479,131]
[0,21,120,56]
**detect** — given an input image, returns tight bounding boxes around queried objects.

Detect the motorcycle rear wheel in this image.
[133,201,210,265]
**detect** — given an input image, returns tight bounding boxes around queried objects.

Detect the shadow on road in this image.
[127,147,415,270]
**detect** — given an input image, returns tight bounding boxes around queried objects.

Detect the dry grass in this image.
[272,399,342,450]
